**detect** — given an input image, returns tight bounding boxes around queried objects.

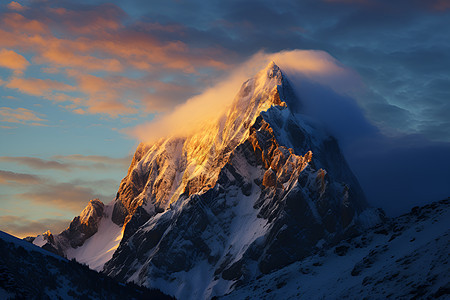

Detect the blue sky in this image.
[0,0,449,237]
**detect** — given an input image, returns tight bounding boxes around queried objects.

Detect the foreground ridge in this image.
[224,199,450,299]
[0,230,173,299]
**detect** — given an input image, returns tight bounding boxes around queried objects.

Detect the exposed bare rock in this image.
[262,168,277,187]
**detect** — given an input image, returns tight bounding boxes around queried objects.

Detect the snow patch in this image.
[66,204,123,271]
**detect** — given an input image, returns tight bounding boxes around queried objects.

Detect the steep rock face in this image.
[33,199,107,258]
[60,199,104,248]
[111,62,296,228]
[103,62,376,299]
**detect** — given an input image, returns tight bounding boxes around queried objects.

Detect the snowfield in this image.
[223,199,450,299]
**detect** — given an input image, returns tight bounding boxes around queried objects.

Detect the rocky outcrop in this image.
[33,199,105,256]
[60,199,104,248]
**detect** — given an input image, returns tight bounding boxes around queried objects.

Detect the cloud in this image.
[0,49,29,74]
[52,154,131,167]
[16,182,113,212]
[0,215,69,238]
[5,77,75,97]
[0,157,71,171]
[0,170,43,185]
[129,50,366,143]
[347,135,450,216]
[0,3,234,117]
[7,1,27,12]
[0,154,131,172]
[0,107,47,126]
[0,169,118,213]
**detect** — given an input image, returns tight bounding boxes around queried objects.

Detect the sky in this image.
[0,0,449,238]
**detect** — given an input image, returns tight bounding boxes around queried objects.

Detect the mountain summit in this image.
[33,61,381,299]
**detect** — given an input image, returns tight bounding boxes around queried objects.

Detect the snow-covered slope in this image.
[101,62,380,299]
[223,198,450,299]
[32,199,122,271]
[0,230,172,299]
[65,204,123,271]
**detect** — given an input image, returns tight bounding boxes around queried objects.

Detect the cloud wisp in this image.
[0,215,70,238]
[0,170,43,185]
[0,107,47,126]
[129,50,367,143]
[0,169,116,212]
[0,154,131,172]
[0,157,71,171]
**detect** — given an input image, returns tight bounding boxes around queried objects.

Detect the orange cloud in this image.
[6,77,75,96]
[1,12,48,34]
[0,4,233,117]
[0,215,69,238]
[47,3,124,35]
[7,1,27,12]
[0,157,70,171]
[0,49,29,73]
[0,107,47,125]
[129,50,364,143]
[69,72,139,116]
[36,47,123,72]
[17,182,109,212]
[0,170,43,185]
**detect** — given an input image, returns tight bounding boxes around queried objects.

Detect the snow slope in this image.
[0,230,172,299]
[65,204,123,271]
[223,198,450,299]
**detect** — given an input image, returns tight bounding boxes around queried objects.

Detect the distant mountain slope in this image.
[0,230,172,299]
[31,199,123,272]
[222,199,450,299]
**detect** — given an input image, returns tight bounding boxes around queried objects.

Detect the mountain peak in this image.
[256,60,283,86]
[264,60,281,78]
[79,198,104,225]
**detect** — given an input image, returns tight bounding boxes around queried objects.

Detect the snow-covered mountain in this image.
[33,61,384,298]
[223,198,450,299]
[103,62,381,299]
[32,199,123,271]
[0,230,172,299]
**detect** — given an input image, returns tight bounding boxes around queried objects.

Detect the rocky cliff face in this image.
[33,199,106,257]
[100,62,378,299]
